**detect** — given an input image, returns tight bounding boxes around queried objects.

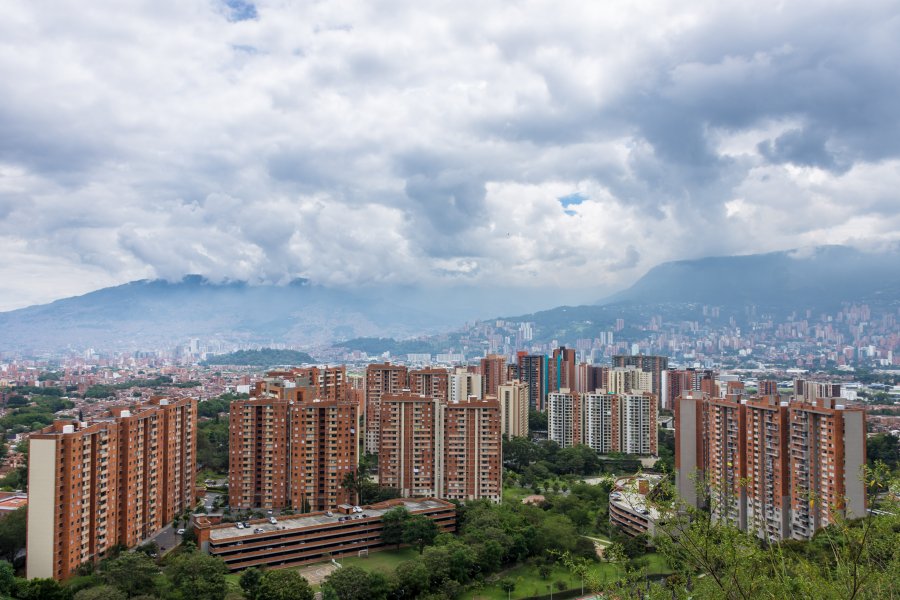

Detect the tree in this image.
[74,585,128,600]
[0,560,14,596]
[499,578,516,598]
[256,570,314,600]
[197,420,229,473]
[14,577,68,600]
[867,433,899,470]
[0,507,26,563]
[394,560,430,599]
[322,565,377,600]
[503,436,537,471]
[402,514,439,554]
[603,542,626,564]
[166,552,228,600]
[381,506,410,549]
[533,514,580,555]
[100,552,159,597]
[528,410,548,432]
[623,533,649,558]
[239,567,263,600]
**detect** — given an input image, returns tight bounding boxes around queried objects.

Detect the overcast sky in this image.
[1,0,899,311]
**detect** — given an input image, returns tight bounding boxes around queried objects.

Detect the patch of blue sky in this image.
[223,0,258,22]
[558,192,586,208]
[559,193,586,215]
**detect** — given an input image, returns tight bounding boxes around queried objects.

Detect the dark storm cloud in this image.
[757,127,849,173]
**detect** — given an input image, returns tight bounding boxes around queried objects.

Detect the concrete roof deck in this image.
[209,498,449,542]
[610,474,664,521]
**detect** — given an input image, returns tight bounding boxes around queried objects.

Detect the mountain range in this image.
[1,245,897,354]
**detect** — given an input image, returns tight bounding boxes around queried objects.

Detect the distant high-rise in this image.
[409,367,450,403]
[547,389,579,448]
[613,354,668,404]
[517,352,548,412]
[794,379,841,403]
[575,363,605,394]
[665,368,716,411]
[550,346,577,393]
[581,392,616,453]
[606,366,652,395]
[479,354,508,397]
[498,380,528,438]
[365,363,408,454]
[618,393,658,455]
[757,379,779,396]
[448,367,482,403]
[291,366,350,402]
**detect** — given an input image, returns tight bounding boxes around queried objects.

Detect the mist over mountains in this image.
[1,245,897,355]
[491,245,900,346]
[601,245,900,309]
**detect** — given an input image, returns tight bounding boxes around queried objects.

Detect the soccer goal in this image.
[357,549,369,558]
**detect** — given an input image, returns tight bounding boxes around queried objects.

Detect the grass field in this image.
[458,554,672,600]
[338,547,420,573]
[220,547,420,591]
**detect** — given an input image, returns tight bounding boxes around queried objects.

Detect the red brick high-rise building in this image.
[674,386,866,542]
[479,354,508,398]
[436,397,503,503]
[378,393,438,497]
[289,397,359,512]
[229,395,293,509]
[229,375,359,512]
[378,393,504,504]
[517,352,547,411]
[665,368,716,411]
[28,398,197,580]
[789,398,866,540]
[550,347,577,394]
[745,396,791,540]
[365,363,408,454]
[409,367,450,403]
[706,394,747,529]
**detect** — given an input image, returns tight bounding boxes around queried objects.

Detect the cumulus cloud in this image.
[0,0,899,310]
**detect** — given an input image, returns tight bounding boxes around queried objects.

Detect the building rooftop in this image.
[0,492,27,512]
[610,474,665,521]
[208,498,450,542]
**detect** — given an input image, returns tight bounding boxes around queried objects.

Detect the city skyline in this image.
[2,1,900,311]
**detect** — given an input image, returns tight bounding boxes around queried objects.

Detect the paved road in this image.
[143,524,181,556]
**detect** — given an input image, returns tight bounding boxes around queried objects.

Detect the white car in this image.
[176,528,186,535]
